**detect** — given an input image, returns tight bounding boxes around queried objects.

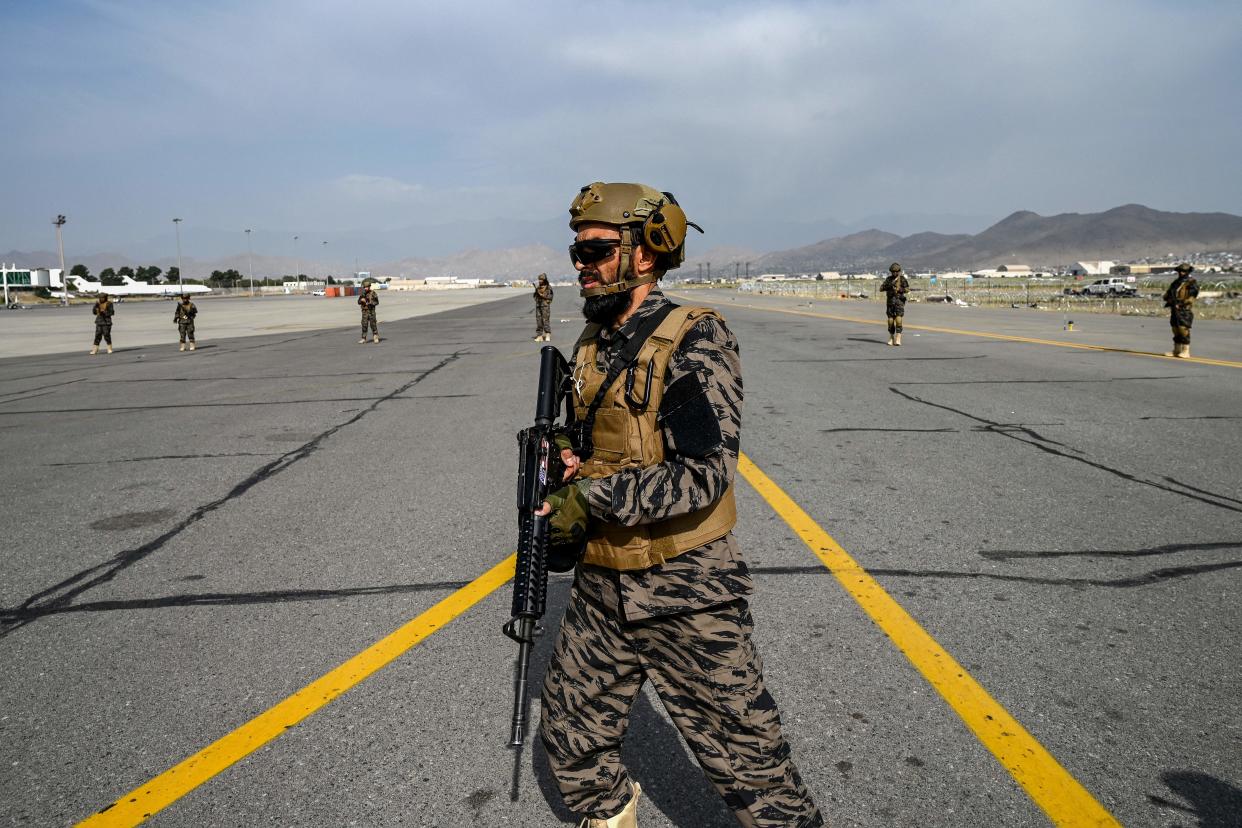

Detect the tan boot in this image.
[1176,344,1189,359]
[180,343,186,352]
[106,344,113,354]
[373,333,380,344]
[579,782,641,828]
[887,333,895,346]
[359,337,367,344]
[189,342,196,351]
[90,345,98,355]
[895,332,902,346]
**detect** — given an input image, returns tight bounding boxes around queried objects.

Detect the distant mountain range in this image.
[740,205,1242,273]
[5,205,1240,280]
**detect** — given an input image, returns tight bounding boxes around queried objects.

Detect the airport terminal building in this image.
[1,264,64,288]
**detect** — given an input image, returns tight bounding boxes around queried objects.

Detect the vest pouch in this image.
[586,408,630,464]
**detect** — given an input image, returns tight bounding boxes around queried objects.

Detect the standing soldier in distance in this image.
[536,182,823,828]
[1163,263,1198,359]
[90,294,114,355]
[533,273,554,341]
[174,295,198,351]
[881,262,909,346]
[358,283,380,344]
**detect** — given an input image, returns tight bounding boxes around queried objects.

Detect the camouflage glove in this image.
[546,479,590,546]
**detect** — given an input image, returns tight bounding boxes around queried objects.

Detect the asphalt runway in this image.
[0,289,1238,827]
[0,289,521,358]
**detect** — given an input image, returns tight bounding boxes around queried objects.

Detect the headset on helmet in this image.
[569,182,703,297]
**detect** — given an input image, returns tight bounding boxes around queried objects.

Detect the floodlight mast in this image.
[54,215,68,306]
[173,218,184,291]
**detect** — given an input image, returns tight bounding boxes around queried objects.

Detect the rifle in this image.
[503,344,577,746]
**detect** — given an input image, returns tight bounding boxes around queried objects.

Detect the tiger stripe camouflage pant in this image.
[536,302,551,335]
[177,321,195,343]
[361,309,378,337]
[540,590,823,827]
[93,323,112,346]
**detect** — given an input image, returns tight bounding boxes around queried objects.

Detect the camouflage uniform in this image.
[174,300,197,343]
[1163,272,1198,349]
[359,289,379,338]
[535,280,554,338]
[540,290,823,827]
[881,271,909,337]
[92,299,114,345]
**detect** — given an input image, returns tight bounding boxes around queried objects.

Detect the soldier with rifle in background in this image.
[881,262,909,346]
[1163,263,1198,358]
[174,295,198,351]
[90,294,114,355]
[533,273,554,341]
[358,283,380,344]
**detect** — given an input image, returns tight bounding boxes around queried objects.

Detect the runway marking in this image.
[714,298,1242,369]
[737,453,1121,828]
[77,555,516,827]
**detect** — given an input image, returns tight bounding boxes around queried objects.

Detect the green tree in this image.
[167,266,180,283]
[134,265,162,284]
[208,269,244,288]
[70,263,91,280]
[99,267,123,286]
[117,266,136,281]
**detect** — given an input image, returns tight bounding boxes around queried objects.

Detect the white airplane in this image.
[68,275,212,298]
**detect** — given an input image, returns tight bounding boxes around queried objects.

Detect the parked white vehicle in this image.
[1081,278,1137,297]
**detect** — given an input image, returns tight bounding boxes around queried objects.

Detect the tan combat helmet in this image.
[568,182,703,297]
[889,262,903,274]
[1175,263,1194,274]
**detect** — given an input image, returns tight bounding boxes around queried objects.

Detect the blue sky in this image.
[3,0,1240,261]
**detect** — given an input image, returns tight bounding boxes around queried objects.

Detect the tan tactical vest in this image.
[572,305,737,571]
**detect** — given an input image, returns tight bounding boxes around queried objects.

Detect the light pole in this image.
[53,215,68,306]
[245,229,254,297]
[293,235,300,286]
[172,217,184,291]
[321,240,328,285]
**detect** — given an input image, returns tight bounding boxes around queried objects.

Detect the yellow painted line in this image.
[694,296,1242,369]
[79,555,517,827]
[737,453,1121,827]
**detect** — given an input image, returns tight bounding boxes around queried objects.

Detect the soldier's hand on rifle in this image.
[559,448,581,482]
[535,481,590,548]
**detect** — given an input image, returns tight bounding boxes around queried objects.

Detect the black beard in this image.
[582,290,631,325]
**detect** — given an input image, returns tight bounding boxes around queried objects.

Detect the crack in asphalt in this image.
[751,561,1242,588]
[981,540,1242,561]
[889,387,1242,514]
[0,580,472,622]
[45,452,283,467]
[0,350,466,639]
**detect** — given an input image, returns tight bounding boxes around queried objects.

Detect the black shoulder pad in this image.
[659,370,722,458]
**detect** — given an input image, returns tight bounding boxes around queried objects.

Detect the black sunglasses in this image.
[569,238,622,266]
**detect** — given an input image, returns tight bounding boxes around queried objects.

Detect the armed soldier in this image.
[881,262,909,346]
[536,182,823,828]
[1163,263,1198,358]
[174,295,198,351]
[90,294,114,355]
[533,273,554,341]
[358,283,380,344]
